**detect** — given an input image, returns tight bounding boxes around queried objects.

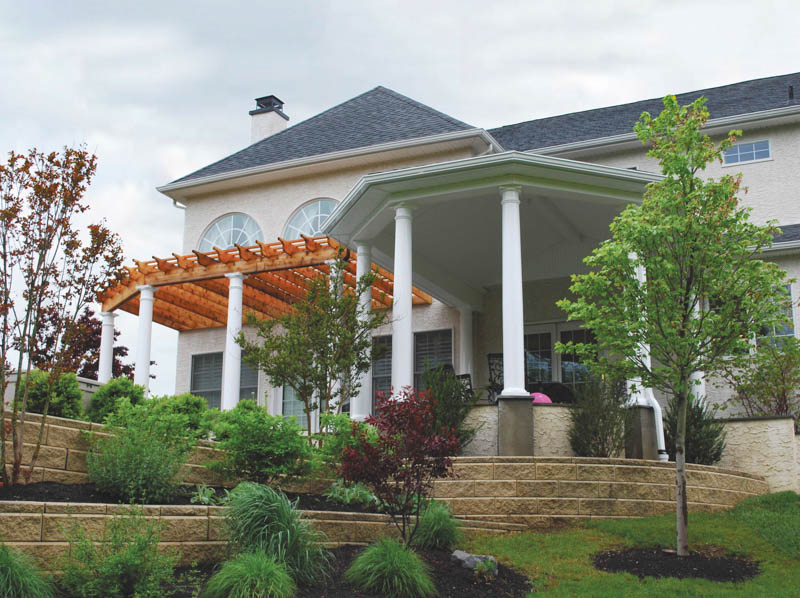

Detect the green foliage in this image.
[663,394,726,465]
[225,482,331,584]
[58,507,178,598]
[15,370,83,420]
[324,479,378,509]
[146,393,211,435]
[87,398,195,503]
[472,558,497,583]
[568,377,628,458]
[345,538,435,598]
[190,483,220,506]
[0,543,54,598]
[411,501,462,551]
[210,400,311,485]
[315,413,378,474]
[202,552,295,598]
[86,377,145,423]
[238,257,387,437]
[420,364,479,450]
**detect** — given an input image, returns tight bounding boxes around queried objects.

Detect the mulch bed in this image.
[593,547,760,583]
[0,482,380,513]
[166,546,531,598]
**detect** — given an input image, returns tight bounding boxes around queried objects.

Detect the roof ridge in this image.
[373,85,473,128]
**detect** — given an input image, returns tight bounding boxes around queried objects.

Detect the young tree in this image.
[557,96,789,556]
[238,257,386,440]
[0,147,124,485]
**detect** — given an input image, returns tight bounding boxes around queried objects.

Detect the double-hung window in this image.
[190,352,259,409]
[758,284,795,345]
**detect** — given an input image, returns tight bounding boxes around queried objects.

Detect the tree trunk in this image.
[675,390,689,556]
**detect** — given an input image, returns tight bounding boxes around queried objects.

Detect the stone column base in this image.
[626,405,658,460]
[498,396,533,456]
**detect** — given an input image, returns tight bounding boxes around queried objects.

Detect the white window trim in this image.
[721,139,772,168]
[197,212,264,252]
[282,197,339,239]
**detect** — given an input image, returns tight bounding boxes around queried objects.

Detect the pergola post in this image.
[353,243,373,420]
[222,272,245,411]
[98,311,117,384]
[134,285,156,394]
[391,205,414,393]
[458,307,473,380]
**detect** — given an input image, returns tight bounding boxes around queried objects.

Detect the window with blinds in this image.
[190,352,259,409]
[282,386,307,429]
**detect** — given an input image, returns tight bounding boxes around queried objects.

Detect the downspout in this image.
[172,199,186,210]
[643,387,668,461]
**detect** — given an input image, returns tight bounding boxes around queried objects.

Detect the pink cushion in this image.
[531,392,552,404]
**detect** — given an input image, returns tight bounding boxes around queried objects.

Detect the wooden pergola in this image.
[99,235,432,331]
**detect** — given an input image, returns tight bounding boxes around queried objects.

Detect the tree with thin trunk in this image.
[557,96,789,556]
[0,146,124,486]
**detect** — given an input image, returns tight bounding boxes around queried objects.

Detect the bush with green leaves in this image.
[315,413,378,473]
[345,538,435,598]
[0,543,54,598]
[85,377,145,423]
[202,552,295,598]
[58,506,177,598]
[568,377,628,458]
[15,369,83,420]
[146,392,211,435]
[210,400,311,485]
[412,501,461,551]
[420,364,479,450]
[664,394,726,465]
[87,398,195,503]
[225,482,330,585]
[324,479,378,509]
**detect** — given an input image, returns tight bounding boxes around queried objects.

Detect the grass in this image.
[202,551,296,598]
[345,538,436,598]
[464,491,800,597]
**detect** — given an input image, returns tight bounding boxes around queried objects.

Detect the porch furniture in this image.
[486,353,504,403]
[455,373,473,397]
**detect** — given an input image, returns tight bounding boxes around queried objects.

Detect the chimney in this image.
[249,95,289,143]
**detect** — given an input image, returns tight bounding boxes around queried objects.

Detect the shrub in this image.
[15,370,83,420]
[87,398,195,503]
[345,538,435,598]
[340,388,458,545]
[315,412,378,474]
[0,543,54,598]
[210,400,311,485]
[412,501,461,551]
[225,482,330,584]
[147,393,211,436]
[203,552,295,598]
[568,377,628,458]
[58,507,177,598]
[85,377,144,423]
[420,364,479,450]
[664,394,726,465]
[324,479,378,509]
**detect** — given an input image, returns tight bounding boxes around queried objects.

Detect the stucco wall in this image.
[532,404,575,457]
[717,416,798,492]
[461,404,498,457]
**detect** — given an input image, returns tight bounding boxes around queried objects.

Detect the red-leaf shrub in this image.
[339,388,459,544]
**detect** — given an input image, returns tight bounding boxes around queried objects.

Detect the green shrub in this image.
[420,364,479,450]
[147,393,211,436]
[315,413,378,474]
[664,394,726,465]
[202,552,295,598]
[15,370,83,420]
[58,507,177,598]
[345,538,435,598]
[210,400,311,484]
[324,479,378,509]
[225,482,330,584]
[568,377,628,458]
[86,377,145,423]
[412,501,461,551]
[87,399,195,503]
[0,543,54,598]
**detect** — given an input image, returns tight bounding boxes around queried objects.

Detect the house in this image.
[98,72,800,456]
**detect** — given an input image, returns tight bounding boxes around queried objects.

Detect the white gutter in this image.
[157,128,498,196]
[530,104,800,156]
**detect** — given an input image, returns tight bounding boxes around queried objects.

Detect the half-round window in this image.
[198,213,263,252]
[283,199,338,239]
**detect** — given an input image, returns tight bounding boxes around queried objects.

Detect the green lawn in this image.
[464,491,800,597]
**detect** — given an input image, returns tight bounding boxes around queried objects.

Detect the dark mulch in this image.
[593,547,760,583]
[166,546,531,598]
[0,482,379,513]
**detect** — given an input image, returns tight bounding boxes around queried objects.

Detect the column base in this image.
[625,405,659,460]
[497,395,533,456]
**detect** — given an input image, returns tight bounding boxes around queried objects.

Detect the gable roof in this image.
[490,72,800,152]
[172,86,474,184]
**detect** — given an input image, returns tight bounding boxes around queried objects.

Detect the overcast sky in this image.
[2,1,799,395]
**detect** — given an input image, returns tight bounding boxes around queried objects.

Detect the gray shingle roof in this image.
[490,72,800,151]
[774,223,800,245]
[173,86,473,184]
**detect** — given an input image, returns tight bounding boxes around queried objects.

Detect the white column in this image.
[392,206,414,393]
[98,311,117,384]
[499,186,527,396]
[327,260,344,415]
[458,307,473,379]
[353,243,373,420]
[134,285,156,393]
[221,273,245,411]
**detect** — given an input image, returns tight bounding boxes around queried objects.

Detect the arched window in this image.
[283,199,338,239]
[198,213,263,252]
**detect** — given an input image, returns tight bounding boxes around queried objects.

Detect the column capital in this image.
[224,272,246,282]
[100,311,118,321]
[136,284,157,296]
[394,205,414,221]
[499,185,522,203]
